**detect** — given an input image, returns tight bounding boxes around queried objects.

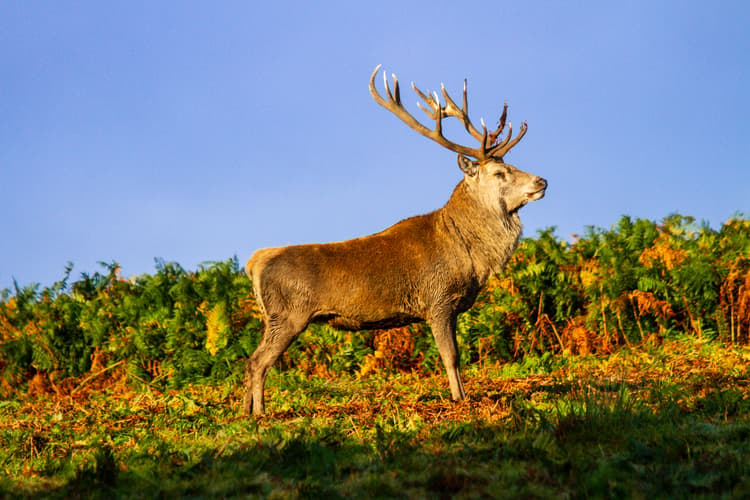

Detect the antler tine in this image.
[498,102,508,132]
[462,80,468,121]
[412,83,438,119]
[430,90,444,137]
[392,74,401,105]
[493,120,513,151]
[369,66,484,159]
[488,121,528,158]
[487,102,508,146]
[479,117,489,150]
[439,80,485,142]
[381,69,397,104]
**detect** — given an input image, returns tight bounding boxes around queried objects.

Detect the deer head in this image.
[369,65,546,215]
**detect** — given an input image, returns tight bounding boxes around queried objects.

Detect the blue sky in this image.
[2,1,748,291]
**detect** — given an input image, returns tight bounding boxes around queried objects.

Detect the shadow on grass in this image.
[5,402,750,499]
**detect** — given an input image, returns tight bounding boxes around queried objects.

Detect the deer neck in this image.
[440,180,522,282]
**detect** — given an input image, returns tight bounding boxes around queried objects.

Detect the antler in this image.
[369,65,527,161]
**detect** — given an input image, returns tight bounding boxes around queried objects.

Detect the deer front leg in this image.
[429,313,466,401]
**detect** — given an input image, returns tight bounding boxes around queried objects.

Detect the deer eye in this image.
[494,171,506,179]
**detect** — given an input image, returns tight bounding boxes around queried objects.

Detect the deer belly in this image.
[317,312,423,332]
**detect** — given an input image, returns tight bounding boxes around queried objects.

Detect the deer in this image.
[242,65,547,415]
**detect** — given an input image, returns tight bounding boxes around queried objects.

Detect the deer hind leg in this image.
[243,312,308,416]
[429,313,466,401]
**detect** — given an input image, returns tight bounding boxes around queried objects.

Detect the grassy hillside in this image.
[1,214,749,497]
[2,338,750,498]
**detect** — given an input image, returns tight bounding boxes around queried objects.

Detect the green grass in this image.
[2,336,750,499]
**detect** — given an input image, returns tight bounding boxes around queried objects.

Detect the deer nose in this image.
[536,177,547,190]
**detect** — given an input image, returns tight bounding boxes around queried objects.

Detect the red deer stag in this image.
[243,66,547,415]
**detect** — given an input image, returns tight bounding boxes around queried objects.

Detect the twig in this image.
[544,315,564,352]
[600,283,610,346]
[348,415,363,441]
[70,359,126,395]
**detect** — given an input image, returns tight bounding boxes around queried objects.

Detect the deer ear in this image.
[457,155,478,177]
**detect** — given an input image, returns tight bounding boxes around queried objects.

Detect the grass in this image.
[2,335,750,498]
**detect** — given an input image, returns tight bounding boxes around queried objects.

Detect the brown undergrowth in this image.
[9,336,747,427]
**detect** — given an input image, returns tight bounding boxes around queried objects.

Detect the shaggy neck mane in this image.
[440,180,522,281]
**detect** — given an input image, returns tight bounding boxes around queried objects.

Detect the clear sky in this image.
[2,1,748,291]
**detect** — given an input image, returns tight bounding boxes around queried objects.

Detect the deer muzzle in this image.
[527,177,547,201]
